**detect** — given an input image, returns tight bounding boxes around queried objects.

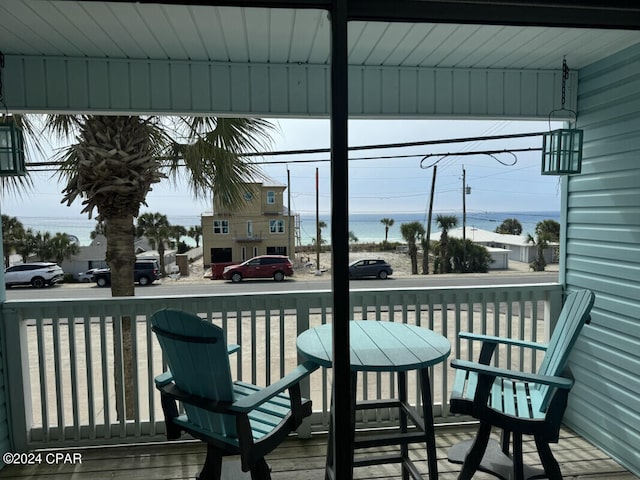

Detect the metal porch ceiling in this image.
[1,1,639,70]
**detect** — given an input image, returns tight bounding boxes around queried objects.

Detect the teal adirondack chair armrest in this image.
[459,332,549,351]
[156,361,319,416]
[458,332,549,365]
[451,359,574,390]
[231,361,319,413]
[158,382,235,414]
[155,371,174,387]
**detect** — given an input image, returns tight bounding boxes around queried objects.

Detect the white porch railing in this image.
[1,283,563,450]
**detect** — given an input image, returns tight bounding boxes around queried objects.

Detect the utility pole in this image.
[424,165,437,275]
[287,169,293,259]
[315,167,320,274]
[462,167,471,272]
[462,167,466,245]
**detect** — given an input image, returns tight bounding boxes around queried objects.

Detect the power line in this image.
[25,130,548,171]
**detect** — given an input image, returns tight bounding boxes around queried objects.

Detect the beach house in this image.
[201,182,297,266]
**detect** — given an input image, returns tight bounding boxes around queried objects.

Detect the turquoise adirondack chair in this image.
[448,289,595,480]
[151,308,318,480]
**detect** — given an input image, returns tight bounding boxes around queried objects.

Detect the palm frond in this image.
[165,117,276,208]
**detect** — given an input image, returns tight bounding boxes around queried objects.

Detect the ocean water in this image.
[14,211,559,247]
[14,215,203,247]
[299,211,560,245]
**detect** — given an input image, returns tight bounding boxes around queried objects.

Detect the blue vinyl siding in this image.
[564,42,640,475]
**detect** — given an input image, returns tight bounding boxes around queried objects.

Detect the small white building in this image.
[430,227,556,268]
[485,246,510,270]
[59,234,108,279]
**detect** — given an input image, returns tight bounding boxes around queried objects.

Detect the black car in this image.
[348,259,393,279]
[94,260,161,287]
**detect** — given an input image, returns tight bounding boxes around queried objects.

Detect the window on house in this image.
[267,191,276,204]
[247,221,253,238]
[213,220,229,234]
[269,219,285,233]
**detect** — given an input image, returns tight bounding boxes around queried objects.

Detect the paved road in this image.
[5,271,559,300]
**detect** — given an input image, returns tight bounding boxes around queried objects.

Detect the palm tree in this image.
[317,220,327,247]
[400,221,425,274]
[495,218,522,235]
[49,233,80,265]
[2,215,25,267]
[169,225,187,249]
[447,237,493,273]
[22,113,275,420]
[535,219,560,242]
[528,232,550,271]
[90,221,107,240]
[24,114,274,297]
[380,217,394,243]
[33,231,53,261]
[136,212,171,276]
[188,225,203,247]
[15,228,36,263]
[420,235,436,275]
[435,214,458,273]
[314,220,328,271]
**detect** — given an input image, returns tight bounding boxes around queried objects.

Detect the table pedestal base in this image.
[448,439,546,480]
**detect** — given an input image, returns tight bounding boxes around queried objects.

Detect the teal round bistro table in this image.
[297,320,451,480]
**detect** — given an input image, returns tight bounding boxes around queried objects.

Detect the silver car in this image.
[4,262,65,288]
[77,268,99,283]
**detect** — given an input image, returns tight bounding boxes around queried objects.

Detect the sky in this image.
[1,118,563,223]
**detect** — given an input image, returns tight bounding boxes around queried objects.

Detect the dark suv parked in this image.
[94,260,161,287]
[222,255,294,283]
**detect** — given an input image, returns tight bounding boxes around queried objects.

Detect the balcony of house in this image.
[0,284,636,479]
[232,231,264,242]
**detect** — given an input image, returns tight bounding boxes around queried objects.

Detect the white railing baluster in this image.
[35,316,49,442]
[51,315,65,441]
[67,314,80,441]
[99,312,111,440]
[83,317,96,440]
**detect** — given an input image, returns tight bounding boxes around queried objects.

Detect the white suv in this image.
[4,262,65,288]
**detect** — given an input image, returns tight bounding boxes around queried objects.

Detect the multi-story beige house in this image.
[202,182,296,266]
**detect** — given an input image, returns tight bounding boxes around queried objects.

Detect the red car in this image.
[222,255,294,283]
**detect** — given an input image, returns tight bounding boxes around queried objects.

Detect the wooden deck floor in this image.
[0,425,636,480]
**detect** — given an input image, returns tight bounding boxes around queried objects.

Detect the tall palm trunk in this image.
[107,216,136,297]
[439,232,449,273]
[106,215,137,419]
[408,241,418,274]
